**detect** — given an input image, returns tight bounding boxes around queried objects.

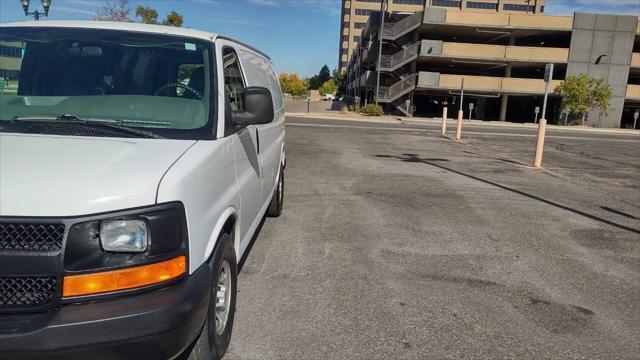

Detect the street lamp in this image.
[21,0,51,21]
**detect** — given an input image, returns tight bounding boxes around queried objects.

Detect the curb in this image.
[285,113,640,136]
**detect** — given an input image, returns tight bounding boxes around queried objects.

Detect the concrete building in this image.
[339,0,547,72]
[343,2,640,128]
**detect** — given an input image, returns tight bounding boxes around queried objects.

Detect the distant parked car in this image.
[321,93,336,101]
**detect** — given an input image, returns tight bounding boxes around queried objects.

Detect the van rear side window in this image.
[239,50,283,112]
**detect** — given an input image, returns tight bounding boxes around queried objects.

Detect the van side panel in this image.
[156,138,240,274]
[238,50,285,201]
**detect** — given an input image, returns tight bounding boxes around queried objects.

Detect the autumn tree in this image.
[93,0,131,21]
[318,79,337,95]
[556,74,612,126]
[279,73,308,98]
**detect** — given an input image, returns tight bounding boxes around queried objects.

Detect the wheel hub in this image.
[214,260,231,335]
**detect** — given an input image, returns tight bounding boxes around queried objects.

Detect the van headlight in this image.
[63,202,188,299]
[100,220,148,252]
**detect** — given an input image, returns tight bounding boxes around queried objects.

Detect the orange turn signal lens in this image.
[63,255,186,297]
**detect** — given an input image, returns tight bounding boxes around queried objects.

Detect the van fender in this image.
[204,206,240,262]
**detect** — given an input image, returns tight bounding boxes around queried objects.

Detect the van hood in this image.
[0,133,196,217]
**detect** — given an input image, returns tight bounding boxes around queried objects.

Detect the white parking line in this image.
[286,123,640,143]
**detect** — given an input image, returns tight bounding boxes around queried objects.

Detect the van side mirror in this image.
[233,86,274,126]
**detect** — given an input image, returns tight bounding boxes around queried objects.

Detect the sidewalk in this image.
[285,111,640,136]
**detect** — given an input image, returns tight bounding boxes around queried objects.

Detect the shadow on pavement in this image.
[601,206,640,221]
[375,153,640,235]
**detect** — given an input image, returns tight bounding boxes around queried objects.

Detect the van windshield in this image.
[0,27,215,139]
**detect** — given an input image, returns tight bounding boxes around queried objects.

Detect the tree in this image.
[306,75,320,90]
[135,6,158,24]
[279,72,308,98]
[161,10,184,27]
[556,74,612,126]
[332,68,346,95]
[135,6,183,27]
[318,80,337,95]
[288,80,309,98]
[93,0,131,21]
[318,65,331,86]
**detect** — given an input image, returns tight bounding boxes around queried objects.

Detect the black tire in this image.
[187,233,237,360]
[266,165,284,217]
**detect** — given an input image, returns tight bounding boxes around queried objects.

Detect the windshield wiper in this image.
[12,114,164,139]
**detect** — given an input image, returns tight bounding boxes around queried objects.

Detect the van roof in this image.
[0,20,271,60]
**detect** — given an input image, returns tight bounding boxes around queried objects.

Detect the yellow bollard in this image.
[533,118,547,168]
[441,107,448,136]
[455,110,463,141]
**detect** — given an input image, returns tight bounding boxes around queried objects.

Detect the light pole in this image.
[21,0,51,20]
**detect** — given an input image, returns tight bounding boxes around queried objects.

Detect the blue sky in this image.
[1,0,638,77]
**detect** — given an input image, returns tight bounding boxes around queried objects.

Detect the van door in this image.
[237,50,285,204]
[221,46,263,247]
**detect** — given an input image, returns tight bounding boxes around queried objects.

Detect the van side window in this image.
[222,48,245,112]
[238,50,283,113]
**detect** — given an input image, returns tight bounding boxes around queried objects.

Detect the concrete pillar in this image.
[533,118,547,168]
[499,95,509,121]
[499,64,512,122]
[456,110,463,141]
[441,107,447,136]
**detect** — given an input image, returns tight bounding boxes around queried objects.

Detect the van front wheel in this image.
[187,233,237,360]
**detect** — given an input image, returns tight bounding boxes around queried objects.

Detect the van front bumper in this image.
[0,263,210,360]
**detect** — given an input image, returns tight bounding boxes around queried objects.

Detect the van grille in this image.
[0,223,65,251]
[0,277,58,311]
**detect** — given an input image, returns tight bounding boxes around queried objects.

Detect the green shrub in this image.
[361,104,384,116]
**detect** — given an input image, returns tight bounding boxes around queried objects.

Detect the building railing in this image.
[379,41,420,71]
[377,73,418,102]
[381,12,423,40]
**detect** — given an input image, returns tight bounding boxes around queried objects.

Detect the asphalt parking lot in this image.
[226,117,640,360]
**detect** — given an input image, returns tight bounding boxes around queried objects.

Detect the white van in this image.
[0,21,285,360]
